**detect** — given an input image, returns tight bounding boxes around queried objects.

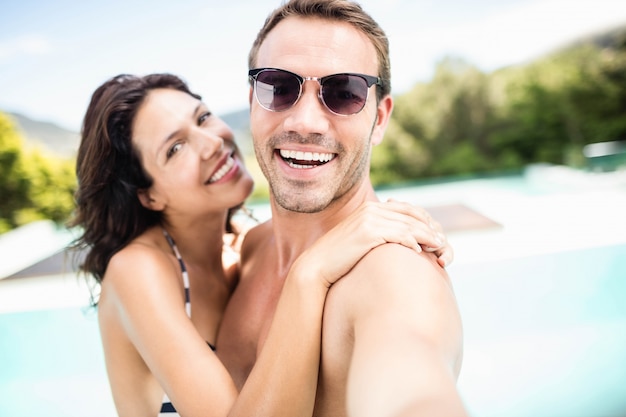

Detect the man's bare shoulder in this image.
[329,242,455,321]
[351,243,451,290]
[330,243,463,366]
[240,220,272,255]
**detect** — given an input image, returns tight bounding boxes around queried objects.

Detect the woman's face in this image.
[131,88,254,218]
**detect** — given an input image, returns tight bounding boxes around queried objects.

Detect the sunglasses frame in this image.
[248,67,382,116]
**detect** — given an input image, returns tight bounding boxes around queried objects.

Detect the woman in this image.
[69,73,451,417]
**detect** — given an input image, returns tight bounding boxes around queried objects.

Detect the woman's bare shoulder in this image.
[102,230,178,298]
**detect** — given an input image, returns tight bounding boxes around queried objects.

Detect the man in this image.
[217,1,468,416]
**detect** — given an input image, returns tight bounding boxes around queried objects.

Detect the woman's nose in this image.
[196,132,224,160]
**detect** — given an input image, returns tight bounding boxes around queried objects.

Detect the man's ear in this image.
[371,95,393,146]
[137,188,165,211]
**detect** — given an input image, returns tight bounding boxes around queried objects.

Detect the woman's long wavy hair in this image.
[68,74,239,293]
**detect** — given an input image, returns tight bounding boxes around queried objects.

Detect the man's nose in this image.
[282,80,330,136]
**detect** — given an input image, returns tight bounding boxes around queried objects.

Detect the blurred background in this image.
[1,1,626,416]
[2,0,626,225]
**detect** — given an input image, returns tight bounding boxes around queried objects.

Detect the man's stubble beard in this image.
[255,133,372,214]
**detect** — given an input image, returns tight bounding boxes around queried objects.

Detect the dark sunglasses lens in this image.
[321,75,369,115]
[255,70,301,111]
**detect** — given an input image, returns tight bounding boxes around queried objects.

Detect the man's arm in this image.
[344,244,468,417]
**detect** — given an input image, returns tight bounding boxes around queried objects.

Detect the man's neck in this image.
[269,181,379,278]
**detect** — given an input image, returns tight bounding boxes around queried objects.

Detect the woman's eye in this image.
[198,111,212,125]
[166,142,183,159]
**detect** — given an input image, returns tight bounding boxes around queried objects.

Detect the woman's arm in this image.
[228,200,447,416]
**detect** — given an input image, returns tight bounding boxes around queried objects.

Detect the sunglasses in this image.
[248,68,382,116]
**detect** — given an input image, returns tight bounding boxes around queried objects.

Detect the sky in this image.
[1,0,626,132]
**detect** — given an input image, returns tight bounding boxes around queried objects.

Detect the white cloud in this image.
[0,34,53,62]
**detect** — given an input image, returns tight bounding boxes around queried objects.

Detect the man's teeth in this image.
[209,156,234,183]
[279,149,335,165]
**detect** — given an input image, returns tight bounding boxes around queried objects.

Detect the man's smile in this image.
[278,149,336,169]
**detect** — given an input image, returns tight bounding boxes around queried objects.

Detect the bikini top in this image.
[159,229,216,416]
[162,228,217,350]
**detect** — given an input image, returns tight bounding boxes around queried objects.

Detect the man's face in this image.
[249,16,391,213]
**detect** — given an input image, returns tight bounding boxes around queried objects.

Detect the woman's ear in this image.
[137,189,165,211]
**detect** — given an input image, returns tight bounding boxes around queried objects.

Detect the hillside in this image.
[219,109,253,157]
[572,23,626,50]
[7,112,80,159]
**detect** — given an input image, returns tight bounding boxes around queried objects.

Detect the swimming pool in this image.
[0,307,116,417]
[1,167,625,416]
[453,243,626,417]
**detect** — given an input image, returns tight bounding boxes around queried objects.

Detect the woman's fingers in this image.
[302,200,455,287]
[384,200,453,267]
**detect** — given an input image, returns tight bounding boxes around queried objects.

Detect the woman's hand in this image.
[290,200,453,289]
[384,198,453,268]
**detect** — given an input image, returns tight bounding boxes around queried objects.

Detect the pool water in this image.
[0,307,115,417]
[453,243,626,417]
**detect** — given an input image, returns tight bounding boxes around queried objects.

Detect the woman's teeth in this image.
[209,156,234,183]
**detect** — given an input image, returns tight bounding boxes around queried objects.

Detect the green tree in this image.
[378,57,501,181]
[17,149,76,225]
[371,117,430,185]
[0,111,77,233]
[0,113,30,233]
[495,40,626,166]
[371,28,626,186]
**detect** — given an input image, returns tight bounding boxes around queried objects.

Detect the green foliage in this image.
[371,29,626,186]
[0,112,76,233]
[18,149,76,225]
[0,113,30,233]
[371,117,430,184]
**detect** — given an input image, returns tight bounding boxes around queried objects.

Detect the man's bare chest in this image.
[216,258,285,388]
